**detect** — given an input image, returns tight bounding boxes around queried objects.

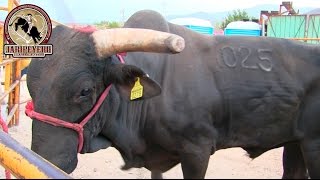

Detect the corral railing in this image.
[0,130,71,179]
[0,0,72,178]
[0,0,24,128]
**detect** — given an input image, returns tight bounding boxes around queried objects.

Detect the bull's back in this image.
[209,36,320,107]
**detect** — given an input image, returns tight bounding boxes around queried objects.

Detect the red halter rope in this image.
[25,85,111,152]
[25,50,126,152]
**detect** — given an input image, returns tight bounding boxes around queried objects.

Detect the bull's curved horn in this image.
[91,28,185,58]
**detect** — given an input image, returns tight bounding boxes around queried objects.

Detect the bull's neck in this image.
[101,86,147,168]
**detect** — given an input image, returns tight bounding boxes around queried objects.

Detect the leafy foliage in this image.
[219,9,256,29]
[94,21,123,29]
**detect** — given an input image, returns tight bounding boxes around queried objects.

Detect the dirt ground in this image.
[0,79,284,179]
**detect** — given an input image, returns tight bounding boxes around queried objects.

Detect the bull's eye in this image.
[80,88,92,97]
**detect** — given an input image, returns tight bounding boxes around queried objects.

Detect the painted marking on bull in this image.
[240,47,259,70]
[257,49,273,72]
[220,46,273,72]
[220,46,237,68]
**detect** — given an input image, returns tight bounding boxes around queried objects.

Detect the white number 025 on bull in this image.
[130,77,144,100]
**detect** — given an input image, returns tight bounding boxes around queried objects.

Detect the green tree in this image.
[219,9,255,29]
[94,21,122,29]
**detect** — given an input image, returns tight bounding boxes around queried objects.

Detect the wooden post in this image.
[6,0,21,127]
[13,58,20,126]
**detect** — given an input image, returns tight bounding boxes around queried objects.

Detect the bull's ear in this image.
[106,64,161,101]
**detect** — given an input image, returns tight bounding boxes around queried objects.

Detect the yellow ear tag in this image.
[130,77,143,100]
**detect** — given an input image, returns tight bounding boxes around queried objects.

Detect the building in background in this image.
[264,6,320,44]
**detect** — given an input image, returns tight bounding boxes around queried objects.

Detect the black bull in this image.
[26,10,320,178]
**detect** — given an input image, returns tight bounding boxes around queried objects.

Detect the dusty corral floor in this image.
[0,79,283,179]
